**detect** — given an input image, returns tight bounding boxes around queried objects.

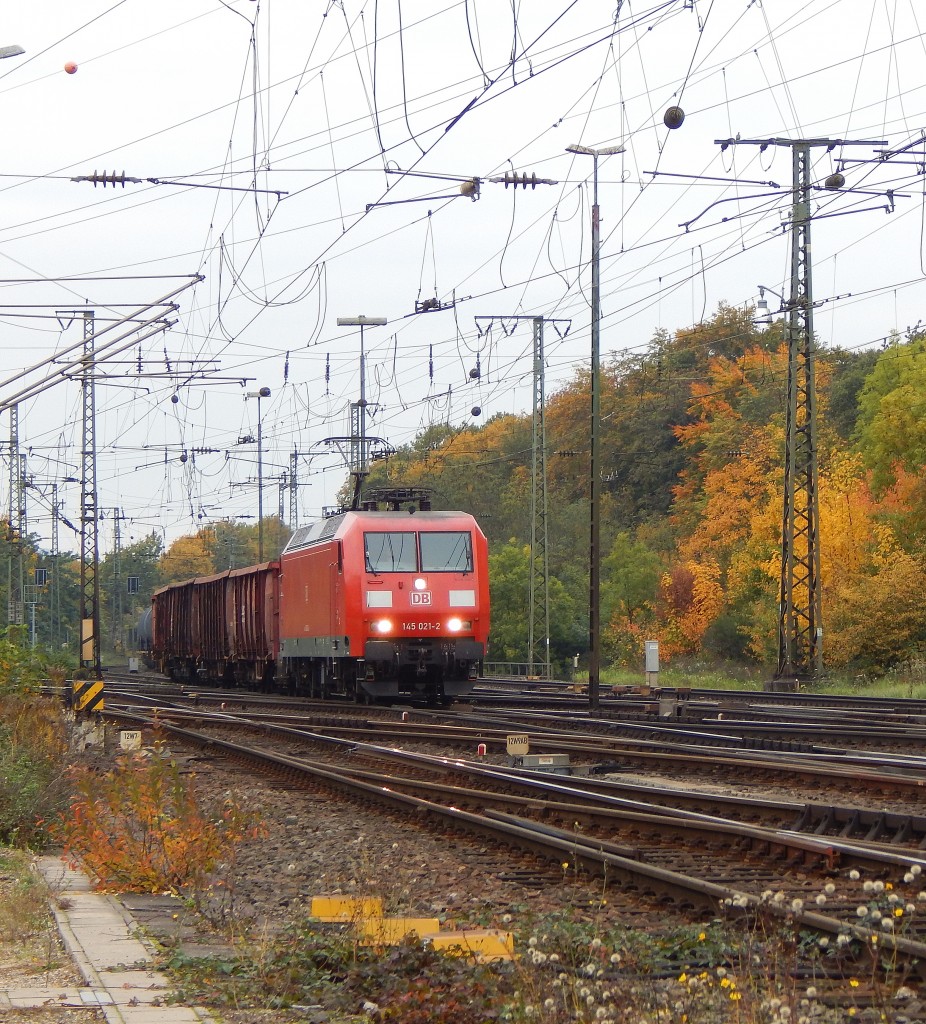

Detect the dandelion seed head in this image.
[849,869,860,881]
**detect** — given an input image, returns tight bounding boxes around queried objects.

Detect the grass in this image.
[581,660,926,697]
[0,847,67,982]
[153,879,926,1024]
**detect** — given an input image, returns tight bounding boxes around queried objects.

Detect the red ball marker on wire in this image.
[64,62,78,74]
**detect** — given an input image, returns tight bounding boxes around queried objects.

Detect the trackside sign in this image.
[506,734,530,756]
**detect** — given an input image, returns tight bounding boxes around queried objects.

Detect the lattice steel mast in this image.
[528,316,551,678]
[716,135,884,681]
[474,314,570,678]
[79,310,102,679]
[778,143,823,680]
[7,406,23,627]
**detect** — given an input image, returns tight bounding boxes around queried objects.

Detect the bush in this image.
[56,744,265,892]
[0,696,70,847]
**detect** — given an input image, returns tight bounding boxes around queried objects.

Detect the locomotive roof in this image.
[282,509,475,554]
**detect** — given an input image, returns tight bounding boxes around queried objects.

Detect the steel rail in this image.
[103,708,926,974]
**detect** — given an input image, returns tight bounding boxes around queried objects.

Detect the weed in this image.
[54,741,266,893]
[0,695,70,847]
[0,847,69,983]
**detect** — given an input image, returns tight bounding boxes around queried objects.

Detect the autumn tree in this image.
[159,532,212,583]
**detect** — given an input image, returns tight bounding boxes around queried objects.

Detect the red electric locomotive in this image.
[151,508,490,703]
[279,508,489,702]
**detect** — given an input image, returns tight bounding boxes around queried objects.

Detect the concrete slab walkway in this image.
[1,856,215,1024]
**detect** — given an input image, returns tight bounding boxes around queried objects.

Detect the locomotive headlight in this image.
[414,577,427,590]
[374,618,393,634]
[447,617,463,633]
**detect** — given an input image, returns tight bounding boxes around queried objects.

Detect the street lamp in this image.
[0,46,24,60]
[566,142,624,711]
[246,386,271,561]
[337,316,387,508]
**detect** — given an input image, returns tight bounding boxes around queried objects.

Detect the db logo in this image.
[410,591,432,605]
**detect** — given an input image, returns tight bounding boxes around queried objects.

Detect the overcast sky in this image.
[0,0,923,553]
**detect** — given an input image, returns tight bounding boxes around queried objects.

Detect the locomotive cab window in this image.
[420,532,473,572]
[364,532,417,573]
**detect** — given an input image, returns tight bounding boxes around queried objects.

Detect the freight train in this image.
[150,508,490,703]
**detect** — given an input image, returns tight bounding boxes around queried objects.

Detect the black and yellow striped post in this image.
[72,678,104,715]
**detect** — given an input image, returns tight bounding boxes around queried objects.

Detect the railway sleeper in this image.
[794,804,926,845]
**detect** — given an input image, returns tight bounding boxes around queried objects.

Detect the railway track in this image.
[98,698,926,980]
[108,693,926,809]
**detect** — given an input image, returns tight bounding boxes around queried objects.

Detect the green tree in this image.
[855,335,926,493]
[487,542,581,670]
[601,532,661,628]
[99,532,163,654]
[824,345,879,440]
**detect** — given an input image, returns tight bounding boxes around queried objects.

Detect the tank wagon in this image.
[151,509,489,703]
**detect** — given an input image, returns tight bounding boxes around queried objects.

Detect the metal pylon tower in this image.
[474,313,569,677]
[715,135,883,682]
[79,310,102,678]
[528,316,550,678]
[50,483,60,648]
[290,450,299,525]
[112,507,124,654]
[777,143,823,680]
[6,407,24,626]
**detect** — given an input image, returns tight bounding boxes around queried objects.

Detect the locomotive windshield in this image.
[420,532,473,572]
[365,532,417,572]
[364,531,473,573]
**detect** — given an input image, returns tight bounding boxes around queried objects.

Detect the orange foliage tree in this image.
[57,745,265,892]
[668,345,790,659]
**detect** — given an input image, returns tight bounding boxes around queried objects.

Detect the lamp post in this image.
[0,45,24,60]
[246,387,271,560]
[336,316,387,508]
[566,143,624,711]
